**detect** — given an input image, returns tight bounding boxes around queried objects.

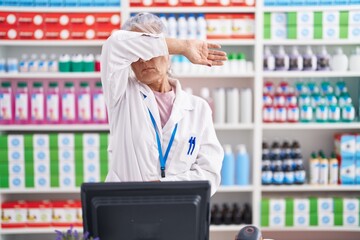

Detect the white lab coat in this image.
[101,30,224,195]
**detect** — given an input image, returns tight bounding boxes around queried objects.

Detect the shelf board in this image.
[210,39,255,46]
[0,6,121,12]
[174,73,254,78]
[0,124,109,131]
[210,225,246,232]
[261,185,360,192]
[263,5,360,12]
[214,123,254,130]
[130,7,256,13]
[263,71,360,78]
[0,40,105,46]
[263,39,360,46]
[262,123,360,130]
[0,188,80,194]
[217,186,253,193]
[1,227,83,235]
[0,73,101,79]
[261,227,360,232]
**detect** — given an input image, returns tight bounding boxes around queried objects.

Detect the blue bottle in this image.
[235,144,250,186]
[221,145,235,186]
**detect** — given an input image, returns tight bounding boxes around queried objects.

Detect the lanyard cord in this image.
[148,109,178,178]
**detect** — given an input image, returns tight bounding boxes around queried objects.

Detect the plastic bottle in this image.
[289,46,303,71]
[95,54,101,72]
[167,14,178,39]
[200,88,214,117]
[92,81,107,123]
[226,88,239,124]
[283,154,294,185]
[290,140,301,157]
[263,46,275,71]
[299,105,313,122]
[7,58,19,73]
[237,53,247,73]
[303,46,317,71]
[317,46,331,71]
[310,152,320,185]
[187,14,197,39]
[318,151,329,185]
[28,54,38,72]
[240,88,252,123]
[349,47,360,71]
[213,88,225,124]
[281,140,291,157]
[159,14,168,35]
[196,14,207,40]
[221,145,235,185]
[48,54,58,72]
[275,46,289,71]
[61,82,76,123]
[228,53,237,74]
[330,47,348,72]
[14,82,29,123]
[31,82,45,123]
[0,82,13,124]
[71,54,83,72]
[271,140,281,158]
[78,82,91,123]
[83,54,95,72]
[315,104,328,122]
[272,154,284,185]
[19,54,29,73]
[261,154,272,185]
[341,104,355,122]
[328,104,341,122]
[46,82,60,124]
[235,144,250,185]
[262,141,270,157]
[0,58,5,73]
[329,152,339,185]
[59,54,71,72]
[177,14,187,39]
[294,153,306,185]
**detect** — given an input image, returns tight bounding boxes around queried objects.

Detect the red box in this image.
[204,0,221,6]
[27,201,52,227]
[74,200,82,227]
[1,201,28,228]
[44,26,71,40]
[95,13,121,28]
[0,12,18,26]
[0,26,17,39]
[231,14,255,39]
[231,0,255,6]
[96,26,116,39]
[17,12,44,27]
[153,0,170,6]
[70,25,95,40]
[205,14,232,39]
[178,0,195,6]
[17,26,44,40]
[52,200,78,227]
[130,0,145,7]
[43,13,70,27]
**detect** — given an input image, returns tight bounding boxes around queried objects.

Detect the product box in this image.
[49,0,64,6]
[318,213,334,226]
[70,26,95,40]
[271,25,287,39]
[43,13,70,27]
[323,11,340,25]
[9,174,25,189]
[59,148,74,162]
[206,14,232,39]
[44,27,70,40]
[294,198,310,214]
[58,134,75,148]
[1,201,27,228]
[335,134,356,184]
[83,148,100,182]
[8,148,24,162]
[343,213,359,226]
[231,14,255,39]
[323,25,339,40]
[269,213,285,227]
[59,161,75,188]
[33,134,49,148]
[336,198,360,214]
[0,26,17,40]
[289,25,313,40]
[27,201,52,227]
[96,26,115,39]
[294,213,309,227]
[349,11,360,25]
[348,25,360,39]
[0,12,17,26]
[287,12,314,26]
[52,200,77,227]
[356,135,360,184]
[17,26,44,40]
[8,135,24,149]
[204,0,221,6]
[318,198,334,213]
[17,12,43,27]
[129,0,144,6]
[83,134,100,148]
[271,12,287,26]
[270,199,286,214]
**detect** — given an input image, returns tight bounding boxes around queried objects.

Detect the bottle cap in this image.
[95,81,102,87]
[31,54,37,60]
[278,46,286,55]
[71,54,83,62]
[305,46,313,55]
[310,152,317,158]
[264,46,272,56]
[33,82,42,88]
[21,54,28,59]
[1,82,11,88]
[17,82,27,88]
[83,54,95,62]
[320,46,328,55]
[65,82,74,88]
[335,47,343,55]
[291,46,299,55]
[228,53,236,60]
[237,53,246,60]
[237,144,247,154]
[40,54,47,60]
[331,152,336,158]
[49,82,58,88]
[223,145,232,154]
[80,82,89,87]
[50,54,57,60]
[200,87,210,99]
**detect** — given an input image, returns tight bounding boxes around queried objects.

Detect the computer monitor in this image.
[81,181,211,240]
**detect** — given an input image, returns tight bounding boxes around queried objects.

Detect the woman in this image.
[102,13,227,195]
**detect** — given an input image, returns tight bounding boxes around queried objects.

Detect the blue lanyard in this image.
[148,109,178,178]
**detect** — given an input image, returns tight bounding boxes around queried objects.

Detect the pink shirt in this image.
[153,89,176,128]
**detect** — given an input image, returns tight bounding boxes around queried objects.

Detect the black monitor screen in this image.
[81,181,211,240]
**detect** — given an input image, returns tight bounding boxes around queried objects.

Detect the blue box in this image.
[318,0,333,4]
[49,0,63,6]
[277,0,291,5]
[306,0,319,5]
[4,0,18,5]
[64,0,77,6]
[34,0,48,5]
[291,0,305,5]
[78,0,91,5]
[19,0,34,6]
[107,0,120,6]
[264,0,277,5]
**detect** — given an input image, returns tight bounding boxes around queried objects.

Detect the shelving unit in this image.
[1,1,360,240]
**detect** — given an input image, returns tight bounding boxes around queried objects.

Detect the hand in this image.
[183,40,227,67]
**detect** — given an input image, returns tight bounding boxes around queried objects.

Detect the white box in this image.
[35,174,50,188]
[34,162,50,176]
[9,175,25,189]
[343,198,359,213]
[349,10,360,25]
[297,12,314,25]
[270,199,286,214]
[343,213,359,226]
[271,25,287,40]
[271,13,287,26]
[9,162,24,175]
[323,25,339,39]
[349,25,360,39]
[323,11,339,25]
[269,213,285,227]
[297,25,313,40]
[294,198,310,214]
[8,149,24,162]
[318,198,333,213]
[33,134,49,148]
[84,162,100,183]
[83,134,100,148]
[59,148,74,162]
[318,213,334,226]
[34,148,50,163]
[58,134,74,148]
[8,135,24,149]
[294,213,309,227]
[59,175,75,188]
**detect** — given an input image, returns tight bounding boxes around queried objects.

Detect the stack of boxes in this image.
[264,10,360,40]
[335,133,360,185]
[261,197,360,227]
[0,133,109,189]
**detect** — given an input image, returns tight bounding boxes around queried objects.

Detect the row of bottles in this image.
[310,151,339,185]
[221,144,250,186]
[262,140,306,185]
[211,203,252,225]
[0,53,101,73]
[263,80,356,123]
[264,46,360,72]
[0,80,107,124]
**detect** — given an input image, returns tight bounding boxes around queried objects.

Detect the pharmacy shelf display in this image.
[1,1,360,240]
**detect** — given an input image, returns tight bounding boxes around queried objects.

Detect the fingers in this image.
[208,53,228,61]
[210,61,225,66]
[207,43,221,49]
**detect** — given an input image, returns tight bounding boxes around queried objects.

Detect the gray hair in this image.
[121,12,167,35]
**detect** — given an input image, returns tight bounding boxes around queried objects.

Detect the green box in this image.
[0,134,8,150]
[287,12,297,26]
[286,214,294,227]
[287,26,297,39]
[24,134,33,150]
[24,150,34,188]
[314,26,323,39]
[49,133,58,149]
[334,213,343,226]
[334,197,344,214]
[264,26,271,39]
[261,214,269,227]
[340,24,348,39]
[314,12,323,26]
[310,197,318,214]
[75,149,84,187]
[340,11,349,26]
[264,12,271,27]
[310,214,318,226]
[261,198,270,215]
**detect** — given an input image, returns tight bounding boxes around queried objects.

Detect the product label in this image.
[31,93,44,121]
[0,93,12,120]
[273,171,284,184]
[1,208,27,225]
[27,208,52,224]
[61,93,75,121]
[262,170,273,184]
[46,94,59,122]
[78,93,91,121]
[15,93,28,120]
[295,170,306,183]
[93,93,106,121]
[284,171,295,184]
[52,208,76,224]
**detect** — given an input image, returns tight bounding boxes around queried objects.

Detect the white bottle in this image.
[303,46,317,71]
[48,54,58,72]
[38,54,48,72]
[197,14,207,40]
[263,46,275,71]
[7,58,18,73]
[330,47,348,72]
[178,14,188,39]
[19,54,29,73]
[0,58,5,73]
[349,47,360,71]
[28,54,39,72]
[275,46,289,71]
[200,88,214,117]
[159,14,168,36]
[167,14,178,39]
[171,55,181,75]
[187,14,197,39]
[213,88,226,124]
[289,46,303,71]
[238,53,247,73]
[240,88,252,123]
[226,88,239,124]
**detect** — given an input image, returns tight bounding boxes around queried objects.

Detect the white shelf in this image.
[210,225,245,232]
[0,124,109,131]
[0,73,101,79]
[130,7,256,13]
[262,123,360,130]
[214,123,254,130]
[261,185,360,192]
[261,227,360,232]
[0,40,105,46]
[174,73,255,78]
[263,5,360,12]
[217,186,253,193]
[263,39,360,46]
[210,39,255,46]
[0,6,121,12]
[1,227,83,235]
[263,71,360,78]
[0,188,80,194]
